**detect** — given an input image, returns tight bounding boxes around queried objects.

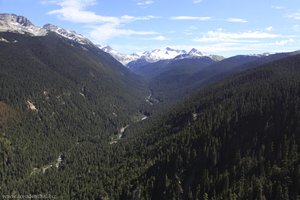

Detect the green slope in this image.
[133,57,217,112]
[120,54,300,199]
[136,53,299,114]
[1,31,300,200]
[0,31,148,198]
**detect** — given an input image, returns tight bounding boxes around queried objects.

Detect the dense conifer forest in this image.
[0,31,300,199]
[122,54,300,199]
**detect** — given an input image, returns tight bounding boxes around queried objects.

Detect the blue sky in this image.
[1,0,300,56]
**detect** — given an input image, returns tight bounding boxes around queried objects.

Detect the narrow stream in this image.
[110,113,149,145]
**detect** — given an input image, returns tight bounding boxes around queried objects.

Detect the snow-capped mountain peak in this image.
[43,24,92,45]
[99,45,140,65]
[189,48,203,57]
[174,48,205,60]
[139,47,187,62]
[101,45,114,52]
[99,46,217,66]
[0,14,47,36]
[0,14,94,45]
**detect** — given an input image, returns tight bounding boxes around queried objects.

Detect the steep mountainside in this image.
[142,52,300,111]
[0,31,147,117]
[189,52,300,86]
[134,56,216,81]
[129,56,217,112]
[121,54,300,199]
[0,15,149,198]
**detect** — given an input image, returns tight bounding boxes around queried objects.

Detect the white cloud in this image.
[287,11,300,20]
[183,25,199,35]
[47,0,121,23]
[151,35,167,41]
[48,1,155,24]
[187,25,198,30]
[46,0,159,43]
[275,39,294,45]
[187,29,297,56]
[171,16,248,23]
[90,24,158,42]
[48,0,108,23]
[266,26,273,31]
[226,18,248,23]
[142,35,168,41]
[170,16,212,21]
[41,0,59,5]
[170,40,297,56]
[137,0,154,8]
[271,5,285,10]
[121,15,159,22]
[193,30,286,43]
[293,25,300,32]
[48,9,119,24]
[193,0,202,4]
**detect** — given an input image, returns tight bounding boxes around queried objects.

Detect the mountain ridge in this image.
[100,45,225,66]
[0,13,224,67]
[0,13,47,36]
[43,23,93,46]
[0,13,97,48]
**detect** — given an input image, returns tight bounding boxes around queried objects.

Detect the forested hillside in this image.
[131,57,216,112]
[141,52,300,113]
[0,18,300,200]
[119,54,300,199]
[0,31,149,199]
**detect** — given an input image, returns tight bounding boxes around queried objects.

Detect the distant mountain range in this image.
[0,13,224,68]
[2,13,293,73]
[99,45,225,66]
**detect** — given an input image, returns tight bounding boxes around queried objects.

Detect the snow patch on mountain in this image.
[43,24,93,46]
[99,46,201,66]
[99,46,186,65]
[189,48,203,57]
[99,45,140,65]
[0,37,9,43]
[174,48,203,59]
[0,14,94,46]
[140,47,187,62]
[0,14,47,36]
[100,46,224,66]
